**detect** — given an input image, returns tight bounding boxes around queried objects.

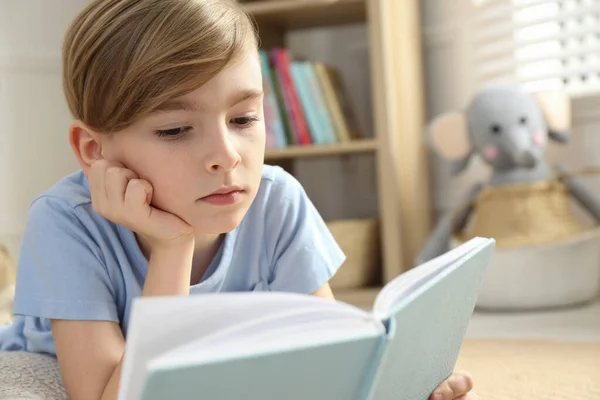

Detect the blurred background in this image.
[1,2,599,392]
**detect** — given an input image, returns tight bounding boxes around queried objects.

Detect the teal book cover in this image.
[302,62,338,144]
[290,61,328,144]
[118,237,495,400]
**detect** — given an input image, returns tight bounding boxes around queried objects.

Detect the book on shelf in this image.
[260,47,363,150]
[117,236,496,400]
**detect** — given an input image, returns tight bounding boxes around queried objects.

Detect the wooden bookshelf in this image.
[264,139,377,160]
[243,0,431,307]
[242,0,366,30]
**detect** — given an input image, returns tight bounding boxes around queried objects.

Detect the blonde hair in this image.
[62,0,259,133]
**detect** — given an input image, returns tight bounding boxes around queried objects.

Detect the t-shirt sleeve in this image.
[265,168,346,294]
[12,195,118,322]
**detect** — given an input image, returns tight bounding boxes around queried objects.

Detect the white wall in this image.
[421,0,491,220]
[0,1,85,258]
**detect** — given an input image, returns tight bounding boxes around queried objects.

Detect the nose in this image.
[205,133,241,173]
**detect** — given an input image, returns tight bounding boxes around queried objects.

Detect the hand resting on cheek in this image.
[88,160,194,249]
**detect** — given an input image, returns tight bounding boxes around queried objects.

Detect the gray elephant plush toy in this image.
[416,84,600,264]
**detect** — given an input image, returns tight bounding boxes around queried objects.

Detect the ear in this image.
[427,111,473,173]
[68,120,105,177]
[533,90,571,143]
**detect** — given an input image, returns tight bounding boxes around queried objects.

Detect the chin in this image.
[191,211,247,235]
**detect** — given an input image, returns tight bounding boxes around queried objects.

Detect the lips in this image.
[207,186,243,196]
[199,186,245,206]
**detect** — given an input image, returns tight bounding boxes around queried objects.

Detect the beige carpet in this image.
[455,338,600,399]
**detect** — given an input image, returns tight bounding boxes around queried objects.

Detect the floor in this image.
[465,298,600,342]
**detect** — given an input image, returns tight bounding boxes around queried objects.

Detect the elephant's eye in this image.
[519,116,528,125]
[490,124,502,134]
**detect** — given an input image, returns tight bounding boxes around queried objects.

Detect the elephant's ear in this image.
[427,111,473,173]
[534,90,571,143]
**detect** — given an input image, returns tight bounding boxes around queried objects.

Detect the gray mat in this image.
[0,351,68,400]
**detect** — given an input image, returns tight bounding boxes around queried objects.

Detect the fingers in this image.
[123,178,193,242]
[124,178,153,220]
[105,165,138,204]
[430,379,454,400]
[449,371,473,396]
[89,159,140,221]
[87,159,192,244]
[430,371,473,400]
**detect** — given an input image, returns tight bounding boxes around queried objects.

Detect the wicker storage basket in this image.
[326,218,380,289]
[449,176,600,310]
[454,179,590,248]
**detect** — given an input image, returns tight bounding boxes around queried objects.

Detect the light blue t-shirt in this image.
[0,164,345,355]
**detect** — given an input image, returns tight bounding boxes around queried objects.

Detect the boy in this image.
[0,0,476,399]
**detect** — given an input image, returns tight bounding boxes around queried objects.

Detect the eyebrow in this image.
[228,88,264,107]
[151,99,202,114]
[150,89,264,115]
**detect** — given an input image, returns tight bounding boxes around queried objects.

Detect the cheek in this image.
[237,126,266,163]
[533,131,547,146]
[104,134,196,209]
[121,149,187,204]
[143,165,190,212]
[482,145,499,161]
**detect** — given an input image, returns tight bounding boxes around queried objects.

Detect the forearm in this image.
[99,240,194,400]
[100,356,123,400]
[142,239,195,297]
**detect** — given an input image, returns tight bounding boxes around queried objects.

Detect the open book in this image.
[118,236,495,400]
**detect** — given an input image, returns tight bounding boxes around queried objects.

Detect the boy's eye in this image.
[155,126,191,138]
[231,116,259,126]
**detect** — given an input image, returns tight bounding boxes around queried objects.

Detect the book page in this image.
[118,292,373,400]
[372,237,490,319]
[148,305,385,371]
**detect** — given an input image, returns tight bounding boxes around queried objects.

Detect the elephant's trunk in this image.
[507,128,538,168]
[516,150,537,168]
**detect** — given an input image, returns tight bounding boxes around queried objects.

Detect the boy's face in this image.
[99,51,266,235]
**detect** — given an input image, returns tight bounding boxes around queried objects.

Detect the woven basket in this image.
[327,218,380,289]
[448,168,600,309]
[454,179,592,248]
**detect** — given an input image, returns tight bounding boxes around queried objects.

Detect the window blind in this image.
[471,0,600,97]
